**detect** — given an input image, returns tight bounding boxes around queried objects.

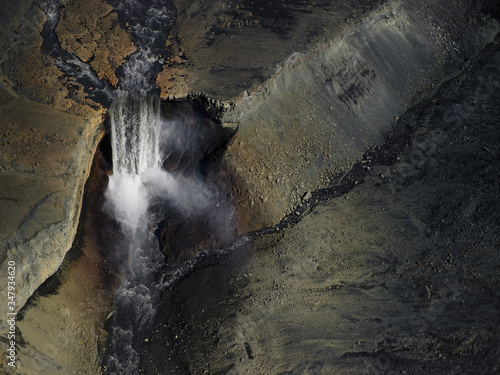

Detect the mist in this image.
[101,93,235,374]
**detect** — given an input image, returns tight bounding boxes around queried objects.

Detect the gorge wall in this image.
[0,0,107,370]
[0,85,103,328]
[172,0,499,231]
[145,33,500,374]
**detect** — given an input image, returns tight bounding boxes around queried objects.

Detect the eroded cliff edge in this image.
[0,0,120,371]
[162,0,499,232]
[144,33,500,374]
[0,85,105,372]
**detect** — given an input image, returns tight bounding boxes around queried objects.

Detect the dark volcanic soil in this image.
[141,34,500,374]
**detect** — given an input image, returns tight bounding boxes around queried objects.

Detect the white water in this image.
[105,95,161,235]
[100,0,174,367]
[105,95,215,236]
[103,95,162,374]
[38,1,233,373]
[103,94,219,374]
[110,96,161,176]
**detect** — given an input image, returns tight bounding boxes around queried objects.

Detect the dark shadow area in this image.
[154,98,237,263]
[482,0,500,20]
[142,241,253,374]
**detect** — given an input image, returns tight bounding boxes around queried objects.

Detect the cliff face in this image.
[0,84,103,335]
[161,0,385,100]
[0,1,117,372]
[158,0,499,232]
[0,0,139,328]
[144,33,500,374]
[216,0,498,231]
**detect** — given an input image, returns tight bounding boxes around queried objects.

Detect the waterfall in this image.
[39,1,234,373]
[102,95,163,374]
[110,95,161,176]
[104,95,161,236]
[102,93,234,374]
[103,93,217,375]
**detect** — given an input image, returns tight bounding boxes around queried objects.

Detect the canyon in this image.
[0,0,499,373]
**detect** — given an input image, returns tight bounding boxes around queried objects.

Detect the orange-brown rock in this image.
[0,0,99,116]
[156,35,192,98]
[156,65,192,99]
[56,0,136,87]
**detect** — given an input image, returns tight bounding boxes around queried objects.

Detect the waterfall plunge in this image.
[105,95,161,235]
[110,95,161,176]
[102,94,218,374]
[105,94,213,237]
[103,94,166,374]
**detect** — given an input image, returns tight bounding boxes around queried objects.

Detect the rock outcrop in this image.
[0,0,100,116]
[0,83,103,337]
[56,0,136,87]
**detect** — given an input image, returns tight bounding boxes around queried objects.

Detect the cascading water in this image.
[103,95,223,374]
[96,1,173,371]
[103,94,165,374]
[105,95,160,234]
[39,0,235,373]
[38,0,176,371]
[110,96,161,176]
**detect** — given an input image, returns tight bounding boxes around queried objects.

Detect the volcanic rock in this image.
[187,0,500,232]
[56,0,136,87]
[0,0,100,116]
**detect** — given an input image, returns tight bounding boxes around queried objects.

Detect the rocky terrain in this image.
[0,0,118,372]
[0,82,102,327]
[0,0,498,374]
[155,0,500,232]
[143,32,500,375]
[12,149,116,374]
[56,0,136,87]
[217,0,499,232]
[0,0,100,116]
